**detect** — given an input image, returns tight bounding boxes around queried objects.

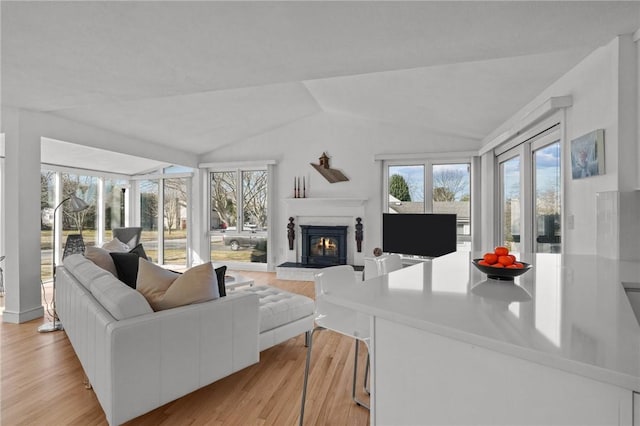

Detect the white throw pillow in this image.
[84,246,118,276]
[101,238,130,252]
[136,258,180,311]
[136,259,219,311]
[158,262,220,311]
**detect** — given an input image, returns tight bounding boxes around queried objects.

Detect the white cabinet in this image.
[373,317,634,426]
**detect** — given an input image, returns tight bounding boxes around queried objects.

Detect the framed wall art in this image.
[570,129,605,179]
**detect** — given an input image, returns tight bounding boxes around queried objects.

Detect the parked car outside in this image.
[222,228,267,251]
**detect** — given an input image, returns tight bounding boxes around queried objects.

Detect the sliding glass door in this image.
[533,141,561,253]
[498,155,521,252]
[496,125,561,253]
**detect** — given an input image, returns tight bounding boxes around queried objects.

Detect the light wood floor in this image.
[1,272,370,425]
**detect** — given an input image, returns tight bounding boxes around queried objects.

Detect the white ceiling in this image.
[2,1,639,170]
[41,138,170,176]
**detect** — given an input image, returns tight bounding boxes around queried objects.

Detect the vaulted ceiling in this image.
[2,1,639,165]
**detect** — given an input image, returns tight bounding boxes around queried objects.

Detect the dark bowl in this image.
[472,259,532,281]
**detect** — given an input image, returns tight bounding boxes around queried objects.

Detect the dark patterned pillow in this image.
[215,265,227,297]
[109,252,141,289]
[128,243,148,260]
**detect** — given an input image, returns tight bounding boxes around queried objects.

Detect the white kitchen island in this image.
[327,251,640,425]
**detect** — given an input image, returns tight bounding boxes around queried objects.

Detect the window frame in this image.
[383,154,477,250]
[207,164,271,271]
[130,170,194,266]
[495,123,562,253]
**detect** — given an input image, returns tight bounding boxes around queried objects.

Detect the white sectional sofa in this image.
[56,255,260,426]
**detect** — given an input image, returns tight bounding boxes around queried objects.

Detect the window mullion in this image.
[237,169,244,231]
[425,161,433,213]
[97,177,105,246]
[157,178,164,265]
[521,143,534,253]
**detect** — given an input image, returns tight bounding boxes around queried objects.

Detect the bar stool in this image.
[299,265,370,425]
[374,253,403,276]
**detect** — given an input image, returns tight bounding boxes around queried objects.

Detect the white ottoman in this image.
[239,285,315,352]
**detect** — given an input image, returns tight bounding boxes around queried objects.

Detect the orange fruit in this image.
[513,262,524,269]
[494,246,509,256]
[483,253,498,264]
[507,254,516,263]
[498,255,514,266]
[491,263,504,268]
[478,260,490,266]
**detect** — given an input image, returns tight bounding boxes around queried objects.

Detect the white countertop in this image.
[326,251,640,391]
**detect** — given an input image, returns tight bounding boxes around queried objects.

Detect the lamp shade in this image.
[67,194,89,212]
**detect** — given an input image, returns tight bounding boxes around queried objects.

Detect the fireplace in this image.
[301,225,348,266]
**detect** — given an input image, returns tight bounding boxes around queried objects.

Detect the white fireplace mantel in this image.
[279,196,368,278]
[283,197,367,207]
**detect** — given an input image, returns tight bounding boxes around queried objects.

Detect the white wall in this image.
[480,36,636,255]
[200,111,479,267]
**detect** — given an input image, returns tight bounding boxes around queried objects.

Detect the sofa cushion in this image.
[84,246,118,277]
[63,254,112,292]
[101,238,130,252]
[137,259,220,311]
[136,259,181,310]
[241,286,315,333]
[90,273,153,320]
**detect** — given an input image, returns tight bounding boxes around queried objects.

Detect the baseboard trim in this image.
[2,305,44,324]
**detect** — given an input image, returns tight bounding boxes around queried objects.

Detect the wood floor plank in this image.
[1,272,369,425]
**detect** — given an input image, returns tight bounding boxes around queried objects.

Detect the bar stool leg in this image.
[300,326,323,426]
[351,339,370,409]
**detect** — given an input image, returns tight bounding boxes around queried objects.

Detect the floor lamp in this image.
[38,194,89,333]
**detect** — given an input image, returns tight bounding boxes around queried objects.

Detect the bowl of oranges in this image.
[472,246,531,281]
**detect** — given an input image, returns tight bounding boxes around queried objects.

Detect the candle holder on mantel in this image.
[293,176,307,198]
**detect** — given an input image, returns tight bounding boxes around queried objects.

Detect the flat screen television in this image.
[382,213,457,258]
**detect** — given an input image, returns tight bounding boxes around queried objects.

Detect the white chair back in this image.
[375,254,403,276]
[313,265,369,340]
[314,264,356,298]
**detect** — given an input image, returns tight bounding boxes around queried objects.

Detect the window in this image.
[40,170,56,282]
[388,165,424,213]
[41,168,125,282]
[432,164,471,250]
[209,168,268,266]
[496,125,561,253]
[104,178,128,232]
[533,141,561,253]
[132,167,193,266]
[385,159,473,251]
[61,173,98,247]
[498,155,521,252]
[139,179,159,262]
[163,177,188,266]
[39,165,191,282]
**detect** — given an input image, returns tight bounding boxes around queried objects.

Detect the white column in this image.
[190,168,209,265]
[480,151,495,249]
[2,108,45,323]
[97,177,105,246]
